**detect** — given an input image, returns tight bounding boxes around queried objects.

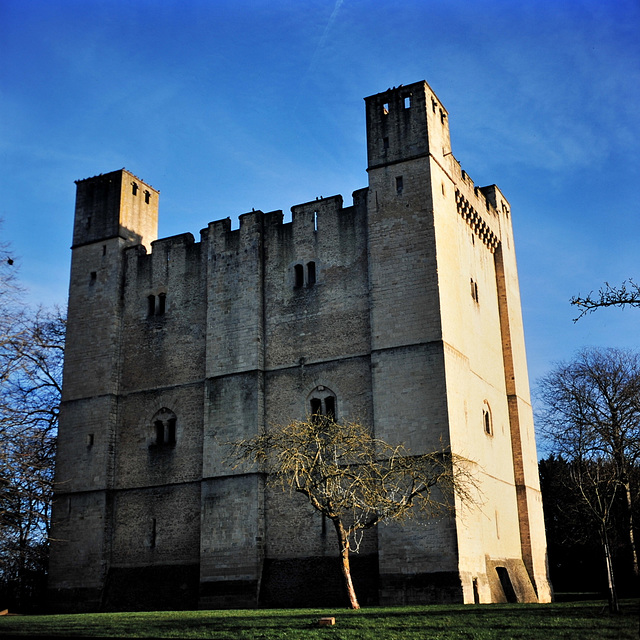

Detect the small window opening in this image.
[324,396,335,420]
[310,398,322,418]
[154,420,165,445]
[90,271,97,283]
[132,182,138,196]
[440,109,446,124]
[166,418,176,445]
[150,518,157,549]
[383,136,389,150]
[308,386,337,422]
[150,408,178,449]
[147,294,156,316]
[382,102,389,115]
[144,190,151,204]
[102,245,107,256]
[313,210,318,232]
[86,433,94,447]
[432,99,437,112]
[496,567,517,603]
[404,96,411,109]
[157,292,166,315]
[294,264,304,288]
[307,261,316,286]
[470,278,479,303]
[483,404,493,436]
[396,175,403,195]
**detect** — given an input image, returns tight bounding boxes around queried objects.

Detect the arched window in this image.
[482,402,493,436]
[150,408,177,448]
[307,386,337,421]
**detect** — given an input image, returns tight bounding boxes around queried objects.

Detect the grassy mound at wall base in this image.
[0,600,638,639]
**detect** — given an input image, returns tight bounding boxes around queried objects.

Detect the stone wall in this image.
[48,81,552,611]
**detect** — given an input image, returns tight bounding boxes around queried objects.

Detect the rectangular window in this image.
[396,176,403,195]
[383,102,389,115]
[404,96,411,109]
[167,418,176,445]
[294,264,304,288]
[310,398,322,416]
[154,421,164,445]
[324,396,335,420]
[307,261,316,285]
[383,136,389,150]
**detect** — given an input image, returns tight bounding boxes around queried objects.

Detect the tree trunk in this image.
[602,527,620,614]
[623,481,639,577]
[333,519,360,609]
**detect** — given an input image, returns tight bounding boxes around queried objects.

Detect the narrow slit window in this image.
[167,418,176,445]
[148,294,156,316]
[396,175,403,195]
[132,182,138,196]
[294,264,304,288]
[404,96,411,109]
[307,261,316,286]
[144,190,151,204]
[383,136,389,150]
[310,398,322,419]
[470,279,479,303]
[313,211,318,232]
[90,271,97,283]
[483,404,493,436]
[157,293,166,315]
[382,102,389,115]
[150,518,157,549]
[154,421,165,445]
[324,396,335,420]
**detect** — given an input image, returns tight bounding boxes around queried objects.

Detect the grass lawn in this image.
[0,600,638,639]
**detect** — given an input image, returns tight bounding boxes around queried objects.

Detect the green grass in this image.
[0,600,638,639]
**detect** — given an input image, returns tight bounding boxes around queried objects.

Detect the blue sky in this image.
[2,0,639,406]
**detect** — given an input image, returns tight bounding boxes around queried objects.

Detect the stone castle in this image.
[48,80,552,611]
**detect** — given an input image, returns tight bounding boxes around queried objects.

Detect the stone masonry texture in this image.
[48,81,552,612]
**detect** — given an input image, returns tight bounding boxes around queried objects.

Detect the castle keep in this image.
[48,81,552,611]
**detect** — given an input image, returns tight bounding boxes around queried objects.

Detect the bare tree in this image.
[227,416,475,609]
[538,348,640,611]
[571,279,640,321]
[0,229,64,610]
[0,307,63,610]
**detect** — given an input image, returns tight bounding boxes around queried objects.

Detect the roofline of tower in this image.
[74,167,160,193]
[364,80,449,116]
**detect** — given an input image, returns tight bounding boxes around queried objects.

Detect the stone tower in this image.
[48,81,551,611]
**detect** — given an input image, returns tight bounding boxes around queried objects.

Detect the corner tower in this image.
[48,169,159,611]
[365,82,551,604]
